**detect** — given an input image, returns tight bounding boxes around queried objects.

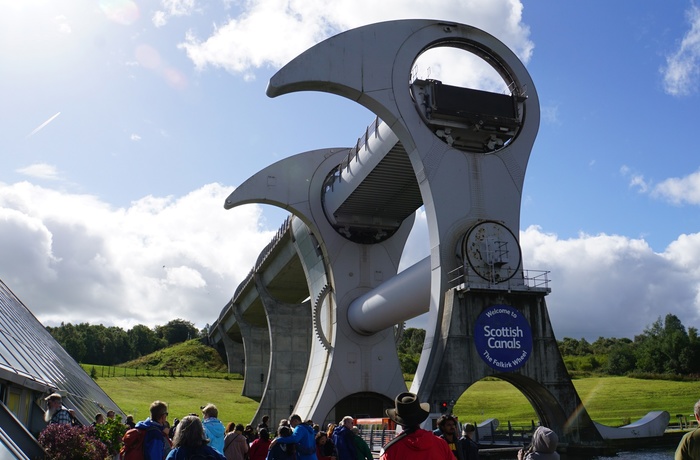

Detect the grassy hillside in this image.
[120,339,228,373]
[96,376,257,425]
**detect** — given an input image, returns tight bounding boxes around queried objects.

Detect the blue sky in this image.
[2,0,700,341]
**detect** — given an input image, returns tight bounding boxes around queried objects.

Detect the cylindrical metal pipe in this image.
[347,256,430,335]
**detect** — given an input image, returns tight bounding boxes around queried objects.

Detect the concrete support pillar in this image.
[217,323,245,375]
[252,275,312,427]
[233,307,269,401]
[417,288,602,445]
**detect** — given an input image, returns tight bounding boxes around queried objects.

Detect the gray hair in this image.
[172,415,208,449]
[695,399,700,418]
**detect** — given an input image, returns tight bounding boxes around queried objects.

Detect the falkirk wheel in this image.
[216,19,606,446]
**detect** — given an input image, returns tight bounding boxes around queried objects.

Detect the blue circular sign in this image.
[474,305,532,372]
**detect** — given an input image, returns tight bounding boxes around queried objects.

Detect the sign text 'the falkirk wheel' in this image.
[208,19,666,447]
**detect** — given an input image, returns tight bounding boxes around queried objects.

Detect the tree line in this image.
[558,313,700,376]
[50,313,699,378]
[47,319,203,365]
[397,313,699,377]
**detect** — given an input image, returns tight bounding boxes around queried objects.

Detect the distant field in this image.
[94,374,700,428]
[95,376,257,425]
[454,376,700,428]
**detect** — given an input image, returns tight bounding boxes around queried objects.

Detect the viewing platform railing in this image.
[447,265,551,293]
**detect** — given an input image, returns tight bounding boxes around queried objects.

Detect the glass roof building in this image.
[0,279,124,458]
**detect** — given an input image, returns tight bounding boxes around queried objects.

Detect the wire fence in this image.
[80,364,242,380]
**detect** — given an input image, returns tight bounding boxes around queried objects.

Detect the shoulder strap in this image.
[224,433,237,452]
[380,428,415,456]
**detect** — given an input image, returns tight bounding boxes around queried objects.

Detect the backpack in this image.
[120,426,161,460]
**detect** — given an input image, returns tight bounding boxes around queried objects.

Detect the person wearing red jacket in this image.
[380,392,453,460]
[248,428,271,460]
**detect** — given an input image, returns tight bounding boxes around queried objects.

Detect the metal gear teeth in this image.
[312,284,332,351]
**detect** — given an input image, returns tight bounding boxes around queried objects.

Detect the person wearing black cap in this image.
[380,392,453,460]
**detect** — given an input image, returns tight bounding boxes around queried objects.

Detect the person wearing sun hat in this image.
[44,392,75,425]
[380,392,453,460]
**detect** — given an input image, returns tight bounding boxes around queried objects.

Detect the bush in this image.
[93,416,127,455]
[38,423,109,460]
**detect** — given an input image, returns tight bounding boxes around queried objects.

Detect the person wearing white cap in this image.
[380,392,453,460]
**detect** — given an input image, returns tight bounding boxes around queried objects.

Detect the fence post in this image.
[508,421,513,444]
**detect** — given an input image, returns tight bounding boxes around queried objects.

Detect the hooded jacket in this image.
[202,417,226,454]
[277,422,317,460]
[332,425,357,460]
[524,427,559,460]
[135,418,169,460]
[380,428,453,460]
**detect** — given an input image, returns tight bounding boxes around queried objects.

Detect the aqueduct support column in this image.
[233,307,269,401]
[253,274,312,427]
[216,323,245,375]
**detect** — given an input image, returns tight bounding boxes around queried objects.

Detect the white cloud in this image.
[651,169,700,205]
[521,226,700,340]
[662,5,700,96]
[130,134,141,141]
[164,0,196,16]
[153,0,197,27]
[0,182,275,329]
[16,163,62,181]
[625,166,700,205]
[621,165,651,194]
[153,11,167,28]
[2,181,700,340]
[178,0,534,80]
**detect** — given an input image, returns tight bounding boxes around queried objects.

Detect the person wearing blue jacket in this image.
[202,403,226,454]
[332,416,357,460]
[134,400,171,460]
[271,414,318,460]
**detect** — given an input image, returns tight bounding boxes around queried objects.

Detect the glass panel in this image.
[6,390,19,416]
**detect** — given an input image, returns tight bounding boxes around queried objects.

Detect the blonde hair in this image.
[201,403,218,419]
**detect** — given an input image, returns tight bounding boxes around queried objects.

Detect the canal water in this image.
[586,448,675,460]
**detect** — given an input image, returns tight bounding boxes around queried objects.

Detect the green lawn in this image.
[454,377,700,428]
[95,375,700,429]
[95,377,257,426]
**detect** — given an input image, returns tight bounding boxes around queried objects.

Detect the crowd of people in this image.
[40,390,553,460]
[42,391,700,460]
[41,390,561,460]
